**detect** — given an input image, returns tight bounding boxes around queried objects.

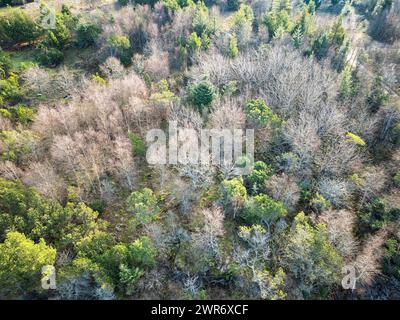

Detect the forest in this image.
[0,0,399,300]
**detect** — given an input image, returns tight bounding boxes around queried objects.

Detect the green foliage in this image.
[88,199,107,214]
[242,194,287,224]
[232,4,254,27]
[339,65,356,98]
[222,80,238,96]
[0,47,12,78]
[283,212,343,298]
[358,198,400,234]
[163,0,192,13]
[0,231,56,297]
[188,80,215,111]
[119,264,144,294]
[329,16,346,47]
[0,0,397,301]
[150,79,174,100]
[107,34,132,66]
[91,73,107,85]
[182,2,215,55]
[75,22,102,48]
[228,34,239,58]
[222,177,248,205]
[383,237,400,279]
[28,202,103,248]
[0,0,13,6]
[227,0,242,11]
[332,40,350,71]
[310,192,331,213]
[311,32,330,60]
[32,5,74,67]
[233,4,253,21]
[346,132,366,146]
[118,0,130,5]
[0,178,105,247]
[264,8,292,39]
[128,236,157,268]
[126,188,160,225]
[0,73,22,106]
[304,0,321,11]
[245,98,281,127]
[35,44,64,67]
[107,34,131,51]
[74,231,156,292]
[192,2,215,37]
[312,16,345,62]
[367,76,389,112]
[293,4,314,37]
[131,0,159,7]
[0,8,42,48]
[8,104,34,124]
[75,231,114,260]
[292,27,303,48]
[255,267,287,300]
[0,130,36,163]
[0,178,41,217]
[246,161,273,195]
[282,0,292,13]
[128,131,146,156]
[187,32,202,51]
[41,11,71,50]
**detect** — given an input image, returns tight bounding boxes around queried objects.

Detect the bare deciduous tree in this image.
[266,174,300,213]
[22,161,66,201]
[318,209,358,259]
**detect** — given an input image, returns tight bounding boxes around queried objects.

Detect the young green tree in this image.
[329,16,346,47]
[35,44,64,67]
[264,8,293,39]
[75,22,102,48]
[222,177,247,217]
[311,32,330,60]
[188,81,216,112]
[128,236,157,268]
[0,9,42,48]
[228,34,239,58]
[339,65,355,99]
[310,192,331,213]
[73,231,156,294]
[305,0,320,12]
[0,178,105,247]
[230,3,254,47]
[106,34,133,66]
[41,11,71,50]
[0,47,11,78]
[282,212,343,298]
[246,161,273,195]
[242,194,287,224]
[187,32,202,52]
[0,73,22,107]
[367,76,389,112]
[245,98,281,127]
[293,4,314,37]
[0,231,56,298]
[126,188,160,225]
